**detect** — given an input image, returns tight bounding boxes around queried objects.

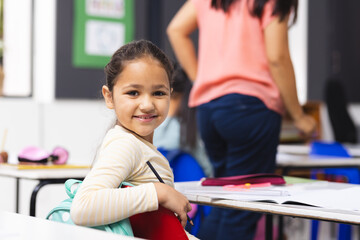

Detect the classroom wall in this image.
[0,98,115,218]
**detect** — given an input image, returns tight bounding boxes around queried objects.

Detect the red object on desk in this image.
[201,173,285,186]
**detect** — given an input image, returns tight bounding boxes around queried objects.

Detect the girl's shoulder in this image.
[96,126,145,166]
[102,125,142,150]
[102,125,162,159]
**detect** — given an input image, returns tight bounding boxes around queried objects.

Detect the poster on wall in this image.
[73,0,134,68]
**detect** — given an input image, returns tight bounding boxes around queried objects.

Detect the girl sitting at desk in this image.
[70,40,197,240]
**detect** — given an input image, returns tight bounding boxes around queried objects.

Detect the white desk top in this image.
[0,165,90,180]
[277,144,360,168]
[278,144,360,157]
[276,154,360,167]
[175,181,360,225]
[0,211,141,240]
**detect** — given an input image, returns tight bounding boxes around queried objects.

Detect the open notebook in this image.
[176,180,360,212]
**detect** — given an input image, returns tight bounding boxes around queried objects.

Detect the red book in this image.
[201,173,286,186]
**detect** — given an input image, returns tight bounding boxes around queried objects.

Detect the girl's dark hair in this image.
[104,39,174,92]
[172,63,197,150]
[211,0,298,24]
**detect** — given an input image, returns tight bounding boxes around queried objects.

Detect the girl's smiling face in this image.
[102,57,171,143]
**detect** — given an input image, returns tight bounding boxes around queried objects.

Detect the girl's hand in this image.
[293,113,317,139]
[154,182,192,228]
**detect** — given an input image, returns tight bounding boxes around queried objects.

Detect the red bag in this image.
[129,205,189,240]
[122,183,189,240]
[201,173,286,186]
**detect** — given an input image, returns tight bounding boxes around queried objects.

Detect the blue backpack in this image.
[46,179,134,236]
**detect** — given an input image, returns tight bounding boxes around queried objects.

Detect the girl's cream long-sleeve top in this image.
[70,125,174,226]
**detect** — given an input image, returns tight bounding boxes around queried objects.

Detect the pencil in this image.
[146,161,194,226]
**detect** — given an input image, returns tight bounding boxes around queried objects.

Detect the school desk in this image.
[175,180,360,240]
[0,210,140,240]
[278,144,360,157]
[276,144,360,175]
[0,164,90,216]
[277,154,360,175]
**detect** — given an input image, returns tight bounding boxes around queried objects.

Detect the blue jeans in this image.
[196,94,281,240]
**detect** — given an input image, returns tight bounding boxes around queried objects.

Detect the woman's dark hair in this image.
[172,63,198,150]
[211,0,298,24]
[104,39,174,92]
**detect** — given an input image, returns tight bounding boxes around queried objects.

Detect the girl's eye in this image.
[154,91,167,96]
[126,91,139,96]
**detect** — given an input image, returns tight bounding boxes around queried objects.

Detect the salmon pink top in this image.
[189,0,284,114]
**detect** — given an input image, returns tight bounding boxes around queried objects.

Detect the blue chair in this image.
[158,148,211,236]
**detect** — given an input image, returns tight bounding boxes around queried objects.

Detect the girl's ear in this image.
[102,85,114,109]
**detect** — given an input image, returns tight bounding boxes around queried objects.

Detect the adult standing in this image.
[167,0,316,239]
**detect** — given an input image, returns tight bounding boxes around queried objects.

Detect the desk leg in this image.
[278,216,284,240]
[30,179,68,217]
[16,178,20,213]
[266,214,273,240]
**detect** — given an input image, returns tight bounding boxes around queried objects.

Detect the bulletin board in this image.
[55,0,179,99]
[73,0,134,69]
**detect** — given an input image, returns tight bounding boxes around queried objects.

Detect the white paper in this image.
[86,0,125,18]
[85,20,125,56]
[277,144,310,155]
